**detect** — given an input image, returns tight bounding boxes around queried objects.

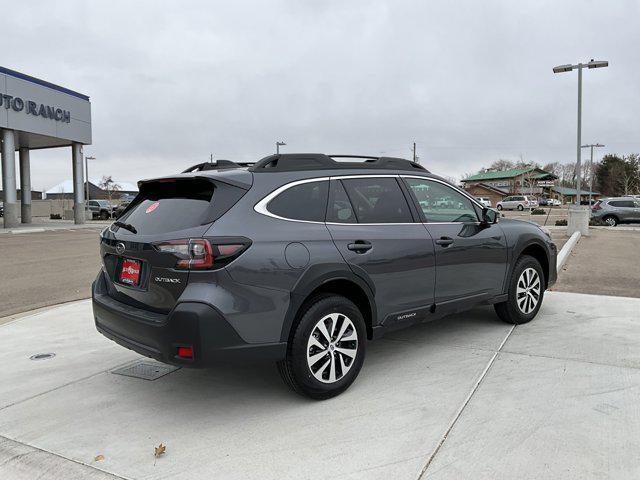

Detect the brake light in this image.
[153,238,249,270]
[592,202,602,211]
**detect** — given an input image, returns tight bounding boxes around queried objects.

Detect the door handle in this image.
[435,236,454,247]
[347,241,373,253]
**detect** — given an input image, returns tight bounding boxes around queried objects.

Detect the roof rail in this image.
[248,154,428,173]
[182,160,254,173]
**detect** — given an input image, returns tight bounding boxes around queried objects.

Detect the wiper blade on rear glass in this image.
[113,221,137,234]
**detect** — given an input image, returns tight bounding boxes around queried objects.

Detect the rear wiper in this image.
[113,221,137,234]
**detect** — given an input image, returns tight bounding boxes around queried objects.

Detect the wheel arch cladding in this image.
[282,271,376,342]
[519,243,549,287]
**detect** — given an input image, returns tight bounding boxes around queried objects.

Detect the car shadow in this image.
[109,305,508,409]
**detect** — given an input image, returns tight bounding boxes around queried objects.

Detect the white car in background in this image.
[549,198,561,207]
[475,197,492,207]
[496,195,538,211]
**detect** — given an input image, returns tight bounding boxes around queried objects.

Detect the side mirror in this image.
[482,207,499,225]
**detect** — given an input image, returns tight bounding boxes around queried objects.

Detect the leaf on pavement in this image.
[94,454,104,462]
[154,443,166,458]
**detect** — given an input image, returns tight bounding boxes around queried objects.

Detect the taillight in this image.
[153,238,249,270]
[592,202,602,211]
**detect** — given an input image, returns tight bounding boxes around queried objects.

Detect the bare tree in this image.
[441,175,459,186]
[487,159,514,172]
[99,176,122,204]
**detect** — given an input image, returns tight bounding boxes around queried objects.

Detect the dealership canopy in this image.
[0,66,92,228]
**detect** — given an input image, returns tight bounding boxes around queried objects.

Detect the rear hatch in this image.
[99,172,251,313]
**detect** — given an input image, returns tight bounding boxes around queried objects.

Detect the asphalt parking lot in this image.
[1,291,639,479]
[552,228,640,298]
[500,206,568,226]
[0,228,102,319]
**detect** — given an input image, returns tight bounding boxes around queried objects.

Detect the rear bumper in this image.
[92,272,287,366]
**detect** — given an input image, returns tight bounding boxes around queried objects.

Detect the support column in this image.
[71,142,85,224]
[1,129,18,228]
[19,148,31,224]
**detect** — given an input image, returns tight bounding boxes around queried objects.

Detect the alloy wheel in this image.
[516,267,541,314]
[306,313,358,384]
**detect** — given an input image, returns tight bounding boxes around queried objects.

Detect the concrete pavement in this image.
[1,291,639,479]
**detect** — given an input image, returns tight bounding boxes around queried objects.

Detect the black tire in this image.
[497,204,503,211]
[277,294,366,400]
[517,204,524,211]
[495,255,545,325]
[99,210,110,220]
[603,215,618,227]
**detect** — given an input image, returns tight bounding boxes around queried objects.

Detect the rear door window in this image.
[341,177,412,223]
[267,180,329,222]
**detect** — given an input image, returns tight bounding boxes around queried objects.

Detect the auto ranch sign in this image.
[0,93,71,123]
[537,180,555,187]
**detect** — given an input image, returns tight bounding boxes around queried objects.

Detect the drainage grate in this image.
[111,361,180,381]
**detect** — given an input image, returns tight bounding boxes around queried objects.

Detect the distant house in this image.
[462,183,509,207]
[550,186,600,203]
[45,179,138,201]
[0,189,43,201]
[461,167,560,204]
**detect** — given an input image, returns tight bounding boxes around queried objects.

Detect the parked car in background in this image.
[538,198,560,207]
[591,197,640,226]
[94,153,557,399]
[87,200,114,220]
[496,195,538,211]
[475,197,492,207]
[113,201,131,219]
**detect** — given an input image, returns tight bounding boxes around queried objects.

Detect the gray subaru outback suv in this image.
[93,154,557,399]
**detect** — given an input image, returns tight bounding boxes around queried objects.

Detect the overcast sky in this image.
[3,0,639,191]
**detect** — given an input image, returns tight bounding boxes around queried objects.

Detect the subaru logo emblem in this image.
[115,242,126,255]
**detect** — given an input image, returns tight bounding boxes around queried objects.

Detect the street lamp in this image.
[276,141,286,154]
[581,143,605,206]
[84,156,95,203]
[553,59,609,205]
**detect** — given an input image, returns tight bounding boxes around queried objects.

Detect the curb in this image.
[557,231,581,272]
[0,222,110,235]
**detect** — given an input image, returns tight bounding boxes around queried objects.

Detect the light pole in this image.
[581,143,605,206]
[84,156,95,204]
[276,141,286,154]
[553,59,608,205]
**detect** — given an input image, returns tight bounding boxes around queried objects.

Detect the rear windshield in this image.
[119,179,217,235]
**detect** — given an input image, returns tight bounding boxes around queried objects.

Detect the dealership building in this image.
[0,66,91,228]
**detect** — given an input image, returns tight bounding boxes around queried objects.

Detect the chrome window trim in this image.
[254,173,485,225]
